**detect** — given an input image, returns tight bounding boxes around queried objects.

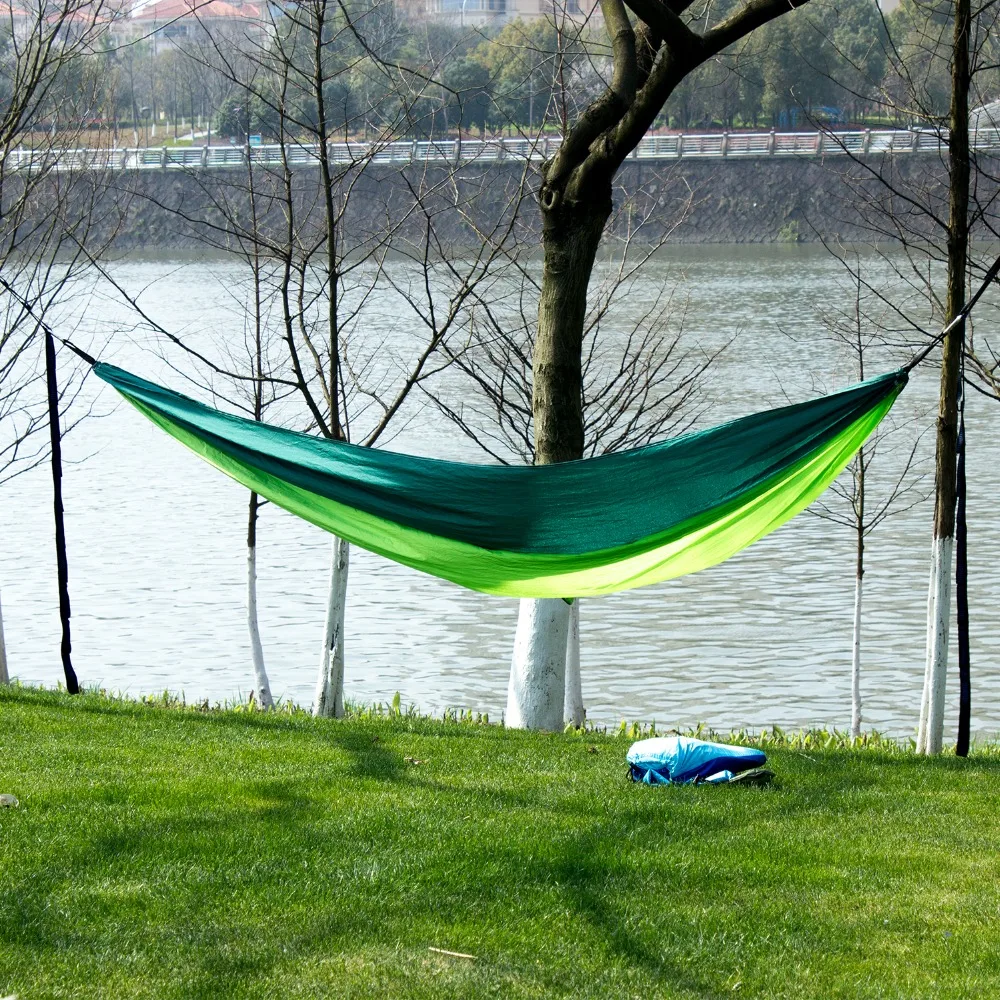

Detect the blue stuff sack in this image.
[627,736,767,785]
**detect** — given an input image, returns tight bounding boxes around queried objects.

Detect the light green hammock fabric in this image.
[95,363,906,598]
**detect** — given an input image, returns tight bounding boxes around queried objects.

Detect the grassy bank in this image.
[2,685,999,999]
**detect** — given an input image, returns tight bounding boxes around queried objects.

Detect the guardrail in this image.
[6,128,1000,171]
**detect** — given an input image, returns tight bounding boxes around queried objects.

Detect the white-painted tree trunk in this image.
[0,587,9,685]
[851,575,862,740]
[506,597,571,731]
[246,543,273,709]
[918,535,953,754]
[564,599,585,727]
[313,535,350,718]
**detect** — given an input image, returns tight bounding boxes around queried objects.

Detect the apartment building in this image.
[127,0,266,52]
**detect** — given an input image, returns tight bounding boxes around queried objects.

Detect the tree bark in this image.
[313,535,349,718]
[504,189,610,731]
[246,491,273,709]
[918,0,970,755]
[533,197,611,465]
[0,587,9,685]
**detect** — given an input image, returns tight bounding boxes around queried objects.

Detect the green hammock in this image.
[95,362,906,598]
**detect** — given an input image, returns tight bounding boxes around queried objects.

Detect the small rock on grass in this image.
[0,794,19,808]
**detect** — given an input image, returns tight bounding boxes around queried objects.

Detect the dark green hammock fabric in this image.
[95,362,907,597]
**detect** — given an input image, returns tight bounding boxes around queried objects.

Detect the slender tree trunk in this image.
[564,598,584,727]
[955,408,971,757]
[505,192,609,730]
[851,443,866,740]
[918,0,970,754]
[852,528,863,740]
[313,535,349,718]
[919,536,954,751]
[0,587,9,685]
[45,330,78,694]
[246,491,273,709]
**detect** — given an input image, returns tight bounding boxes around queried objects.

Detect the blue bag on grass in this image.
[627,736,766,785]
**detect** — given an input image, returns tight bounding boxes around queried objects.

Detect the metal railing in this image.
[6,128,1000,171]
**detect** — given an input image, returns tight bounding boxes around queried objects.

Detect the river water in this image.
[3,245,999,739]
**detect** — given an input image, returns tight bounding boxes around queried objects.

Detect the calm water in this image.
[4,245,999,739]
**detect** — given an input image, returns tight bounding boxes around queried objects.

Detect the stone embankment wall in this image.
[83,154,960,250]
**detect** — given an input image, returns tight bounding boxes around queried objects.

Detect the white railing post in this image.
[911,129,920,152]
[160,146,168,168]
[862,128,872,155]
[201,145,209,168]
[768,129,776,155]
[676,133,684,157]
[721,131,728,157]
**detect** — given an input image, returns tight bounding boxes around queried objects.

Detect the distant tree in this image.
[444,56,492,134]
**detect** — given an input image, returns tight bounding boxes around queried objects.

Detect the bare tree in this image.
[111,0,524,714]
[0,0,130,690]
[428,178,724,726]
[809,260,930,739]
[810,0,1000,751]
[481,0,815,730]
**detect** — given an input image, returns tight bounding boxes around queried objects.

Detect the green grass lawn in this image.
[2,685,999,999]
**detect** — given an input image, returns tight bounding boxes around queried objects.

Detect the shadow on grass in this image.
[333,729,407,782]
[549,821,715,997]
[0,779,331,998]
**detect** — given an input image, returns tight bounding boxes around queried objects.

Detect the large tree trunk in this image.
[505,193,609,731]
[313,535,349,718]
[507,597,573,730]
[918,0,970,755]
[246,491,273,709]
[0,587,9,684]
